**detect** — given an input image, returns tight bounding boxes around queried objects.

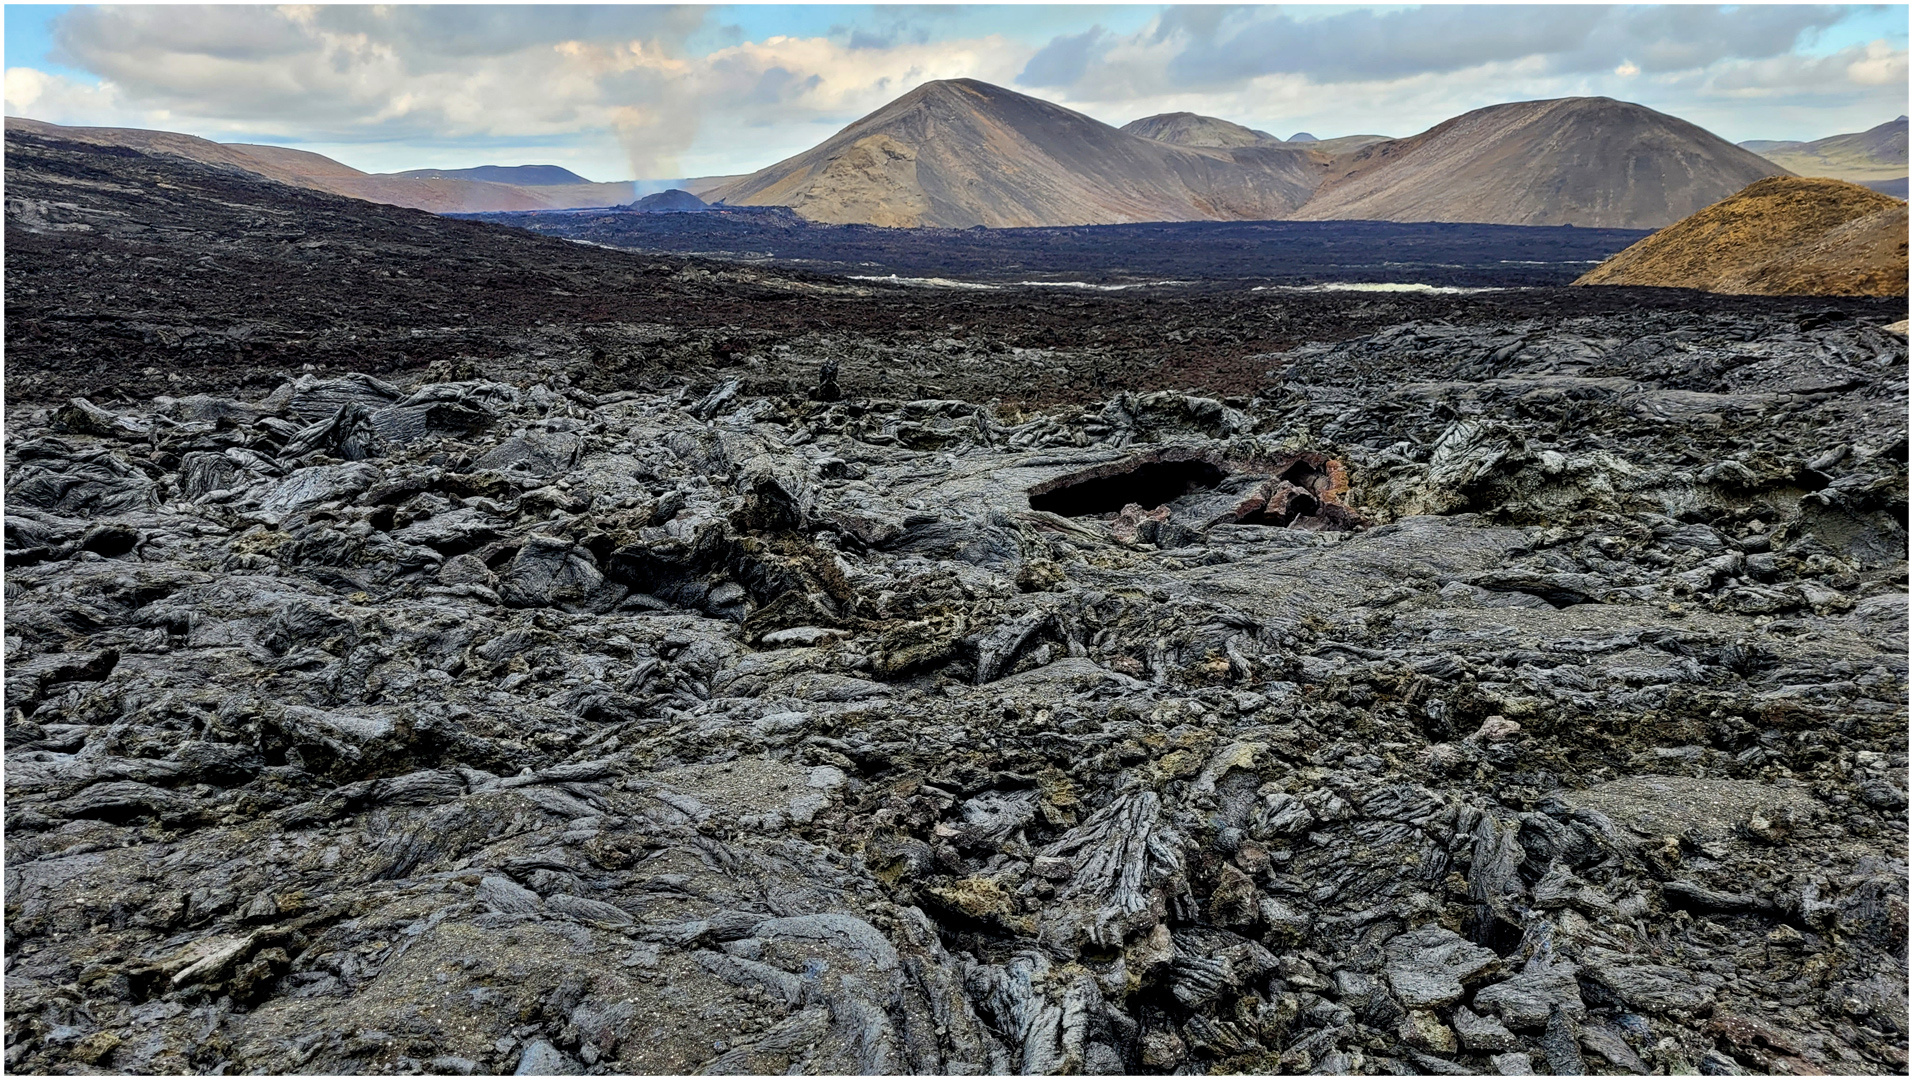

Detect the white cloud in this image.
[1025,12,1907,146]
[1130,5,1848,87]
[1848,39,1910,85]
[8,5,1906,177]
[16,5,1037,178]
[1704,40,1911,98]
[6,67,148,127]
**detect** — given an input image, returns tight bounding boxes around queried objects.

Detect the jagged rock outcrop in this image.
[6,307,1906,1074]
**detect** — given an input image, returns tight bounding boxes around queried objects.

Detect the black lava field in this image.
[459,205,1650,288]
[5,124,1909,1078]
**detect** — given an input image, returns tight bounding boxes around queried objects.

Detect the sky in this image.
[5,4,1908,183]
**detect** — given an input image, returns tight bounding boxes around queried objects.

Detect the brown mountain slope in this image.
[1295,97,1791,229]
[1308,135,1393,155]
[1575,176,1908,297]
[1742,117,1908,184]
[1121,112,1279,148]
[2,117,632,213]
[683,174,746,197]
[707,79,1330,228]
[4,116,358,187]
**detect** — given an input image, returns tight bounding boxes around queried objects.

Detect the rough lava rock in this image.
[4,308,1908,1076]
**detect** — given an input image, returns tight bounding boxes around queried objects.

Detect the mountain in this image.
[1575,176,1907,297]
[1295,97,1791,229]
[705,79,1330,228]
[3,117,351,188]
[709,82,1778,230]
[393,164,593,186]
[2,118,632,213]
[1121,112,1280,148]
[10,87,1821,233]
[1741,117,1908,184]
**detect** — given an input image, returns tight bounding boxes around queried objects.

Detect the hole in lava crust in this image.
[1279,459,1332,493]
[1240,488,1319,526]
[1028,457,1226,516]
[1028,447,1369,533]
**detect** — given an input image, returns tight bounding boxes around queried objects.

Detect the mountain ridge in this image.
[2,117,633,213]
[393,164,594,186]
[714,84,1796,231]
[1294,96,1790,229]
[1120,112,1281,148]
[706,79,1331,228]
[1118,113,1389,157]
[1741,117,1908,184]
[9,84,1824,231]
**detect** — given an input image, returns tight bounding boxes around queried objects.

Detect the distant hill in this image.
[1741,117,1908,184]
[1306,135,1392,155]
[394,164,593,186]
[1576,176,1907,297]
[2,118,632,213]
[3,117,357,188]
[1121,112,1280,148]
[1295,97,1790,229]
[706,79,1330,228]
[1118,115,1389,158]
[632,188,708,212]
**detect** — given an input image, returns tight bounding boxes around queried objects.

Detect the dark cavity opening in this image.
[1240,490,1319,526]
[1466,906,1527,957]
[1279,459,1330,493]
[1028,460,1226,516]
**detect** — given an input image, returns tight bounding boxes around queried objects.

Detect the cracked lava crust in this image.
[4,125,1910,1076]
